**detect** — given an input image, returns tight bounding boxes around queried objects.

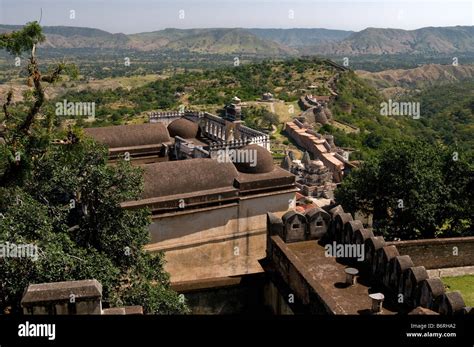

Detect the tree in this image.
[0,139,187,313]
[242,106,279,130]
[0,23,187,314]
[0,22,67,186]
[261,110,279,129]
[335,140,474,240]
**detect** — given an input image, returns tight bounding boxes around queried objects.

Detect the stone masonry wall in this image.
[387,237,474,269]
[267,206,472,315]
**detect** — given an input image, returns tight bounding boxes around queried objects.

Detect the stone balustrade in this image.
[149,110,270,151]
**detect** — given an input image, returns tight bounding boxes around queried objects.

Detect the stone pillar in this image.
[377,245,399,285]
[334,212,353,244]
[354,228,374,245]
[344,220,363,245]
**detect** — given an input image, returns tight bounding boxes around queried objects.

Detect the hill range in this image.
[1,25,473,56]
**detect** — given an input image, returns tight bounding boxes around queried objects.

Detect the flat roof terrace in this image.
[269,236,398,315]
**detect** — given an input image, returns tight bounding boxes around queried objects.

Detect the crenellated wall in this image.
[267,205,471,315]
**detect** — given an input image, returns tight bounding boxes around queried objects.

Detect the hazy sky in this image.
[0,0,473,34]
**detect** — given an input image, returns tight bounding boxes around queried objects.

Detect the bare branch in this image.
[17,44,43,135]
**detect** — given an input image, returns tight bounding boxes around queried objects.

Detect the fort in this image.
[298,95,333,126]
[17,109,473,316]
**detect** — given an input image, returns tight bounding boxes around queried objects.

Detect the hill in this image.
[0,25,292,55]
[248,28,352,47]
[413,80,474,153]
[357,64,474,89]
[130,28,293,54]
[309,26,474,55]
[0,24,130,49]
[3,25,474,57]
[3,55,472,159]
[37,58,463,158]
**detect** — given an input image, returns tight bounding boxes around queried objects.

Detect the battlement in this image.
[266,206,472,315]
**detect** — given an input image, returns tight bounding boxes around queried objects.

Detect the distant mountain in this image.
[247,28,353,47]
[1,25,474,56]
[129,28,293,54]
[0,25,130,49]
[0,25,292,55]
[358,64,474,89]
[309,26,474,55]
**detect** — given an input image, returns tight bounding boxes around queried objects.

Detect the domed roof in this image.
[84,123,171,148]
[233,144,274,174]
[305,207,330,221]
[167,118,199,139]
[282,210,305,223]
[141,158,238,199]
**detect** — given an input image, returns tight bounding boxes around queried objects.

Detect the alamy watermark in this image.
[18,322,55,341]
[216,147,257,167]
[380,99,420,119]
[0,242,39,261]
[325,241,365,261]
[55,99,95,118]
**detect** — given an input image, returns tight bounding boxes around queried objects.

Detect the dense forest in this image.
[413,81,474,154]
[336,140,474,240]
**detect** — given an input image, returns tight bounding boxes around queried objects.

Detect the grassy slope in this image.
[442,276,474,306]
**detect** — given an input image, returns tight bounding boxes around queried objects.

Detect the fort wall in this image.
[146,190,295,283]
[266,206,471,315]
[387,237,474,269]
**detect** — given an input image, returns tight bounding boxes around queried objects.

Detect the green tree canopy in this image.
[0,138,187,314]
[335,140,474,240]
[0,21,45,56]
